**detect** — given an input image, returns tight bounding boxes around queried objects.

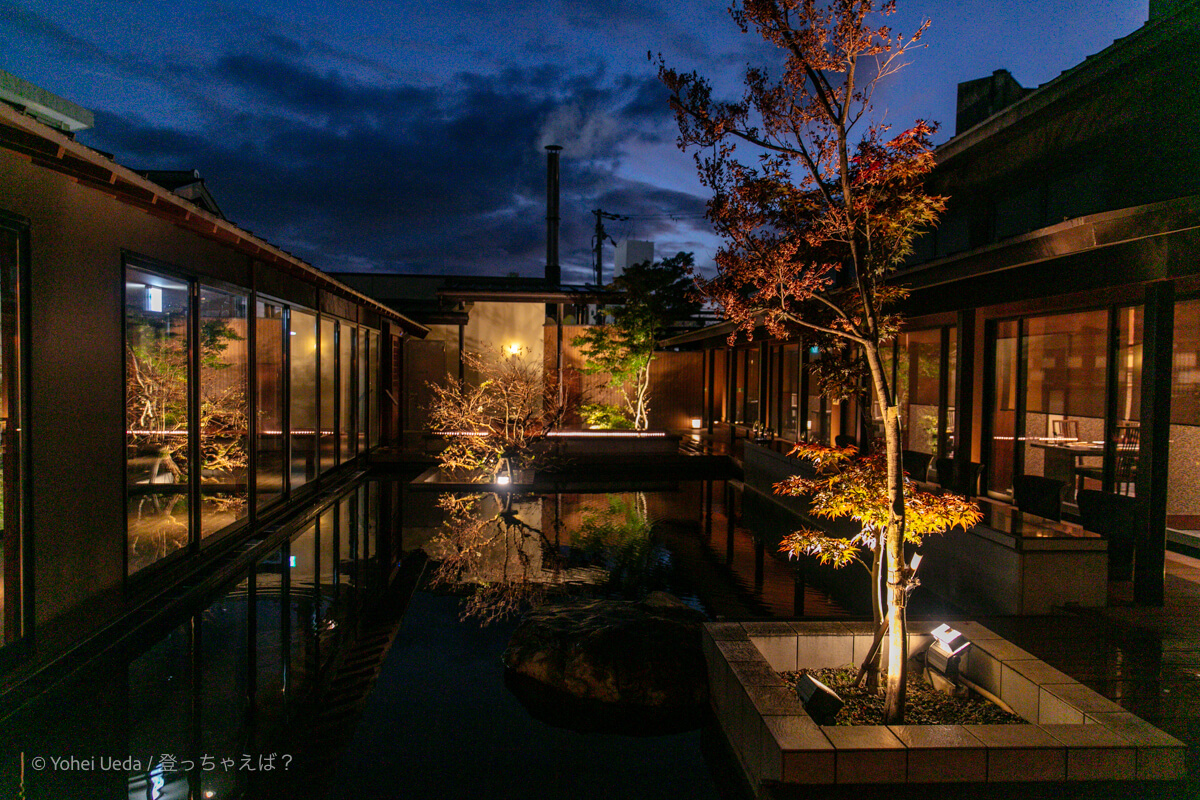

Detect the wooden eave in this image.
[0,103,428,338]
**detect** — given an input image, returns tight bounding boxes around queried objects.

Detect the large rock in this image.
[503,592,709,713]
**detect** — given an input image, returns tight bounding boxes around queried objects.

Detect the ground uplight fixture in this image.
[794,671,843,725]
[691,418,702,429]
[495,457,512,486]
[927,623,971,681]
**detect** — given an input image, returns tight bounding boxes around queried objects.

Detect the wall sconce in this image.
[691,418,702,429]
[927,623,971,682]
[794,671,843,725]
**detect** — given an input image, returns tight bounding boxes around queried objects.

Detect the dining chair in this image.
[1114,425,1140,495]
[1076,489,1138,580]
[1013,474,1065,521]
[1075,423,1139,497]
[901,449,933,483]
[935,458,985,497]
[1052,418,1079,441]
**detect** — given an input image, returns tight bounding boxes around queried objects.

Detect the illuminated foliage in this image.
[659,0,948,722]
[427,347,566,477]
[776,441,981,570]
[572,253,700,430]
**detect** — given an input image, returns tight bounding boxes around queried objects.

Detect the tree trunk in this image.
[636,357,652,430]
[866,538,884,689]
[863,342,908,724]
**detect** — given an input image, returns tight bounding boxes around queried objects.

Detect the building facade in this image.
[0,93,426,697]
[669,1,1200,605]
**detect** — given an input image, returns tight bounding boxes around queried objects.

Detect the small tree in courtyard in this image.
[572,252,700,430]
[427,347,566,477]
[659,0,955,722]
[775,442,980,686]
[426,347,570,622]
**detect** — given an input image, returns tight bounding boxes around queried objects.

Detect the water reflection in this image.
[422,487,710,622]
[0,478,384,800]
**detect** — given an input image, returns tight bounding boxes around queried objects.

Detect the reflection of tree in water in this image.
[427,492,662,624]
[428,492,569,624]
[569,494,667,600]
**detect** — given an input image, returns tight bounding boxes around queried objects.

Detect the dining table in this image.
[1029,439,1105,499]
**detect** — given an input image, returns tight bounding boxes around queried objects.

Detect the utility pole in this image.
[591,208,627,286]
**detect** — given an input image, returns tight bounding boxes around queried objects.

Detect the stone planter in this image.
[547,431,681,459]
[704,620,1186,793]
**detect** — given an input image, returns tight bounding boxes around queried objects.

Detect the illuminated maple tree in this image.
[427,347,566,477]
[775,442,981,689]
[659,0,952,722]
[572,252,700,430]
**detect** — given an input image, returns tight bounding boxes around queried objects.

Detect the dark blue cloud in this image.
[85,51,708,278]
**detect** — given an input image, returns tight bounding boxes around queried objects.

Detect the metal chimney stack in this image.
[545,145,562,286]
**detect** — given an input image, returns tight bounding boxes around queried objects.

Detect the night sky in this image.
[4,0,1148,282]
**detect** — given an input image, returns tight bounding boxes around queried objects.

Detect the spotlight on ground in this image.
[794,671,843,725]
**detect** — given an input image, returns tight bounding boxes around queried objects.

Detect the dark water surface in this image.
[326,590,723,800]
[0,474,852,799]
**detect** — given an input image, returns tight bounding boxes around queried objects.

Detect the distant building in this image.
[137,168,225,218]
[613,239,654,279]
[328,271,617,434]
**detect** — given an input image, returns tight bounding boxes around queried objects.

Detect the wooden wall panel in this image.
[546,324,704,430]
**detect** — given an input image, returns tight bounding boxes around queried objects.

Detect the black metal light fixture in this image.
[794,671,844,725]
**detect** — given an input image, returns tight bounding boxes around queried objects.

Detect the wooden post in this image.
[1135,281,1174,606]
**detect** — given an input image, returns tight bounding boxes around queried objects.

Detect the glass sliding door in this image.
[199,285,249,540]
[125,267,191,575]
[988,320,1019,495]
[320,318,336,471]
[0,223,21,646]
[369,330,381,449]
[339,324,355,462]
[1108,306,1143,497]
[358,329,368,452]
[988,308,1135,502]
[1170,298,1200,530]
[289,309,318,490]
[780,344,799,438]
[731,350,743,424]
[256,301,286,509]
[745,348,760,426]
[805,359,828,444]
[712,349,727,423]
[946,327,958,458]
[1022,310,1108,501]
[897,328,943,457]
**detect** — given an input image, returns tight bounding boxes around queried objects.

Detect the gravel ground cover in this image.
[780,666,1026,726]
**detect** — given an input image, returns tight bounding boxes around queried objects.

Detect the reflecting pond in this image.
[0,472,850,799]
